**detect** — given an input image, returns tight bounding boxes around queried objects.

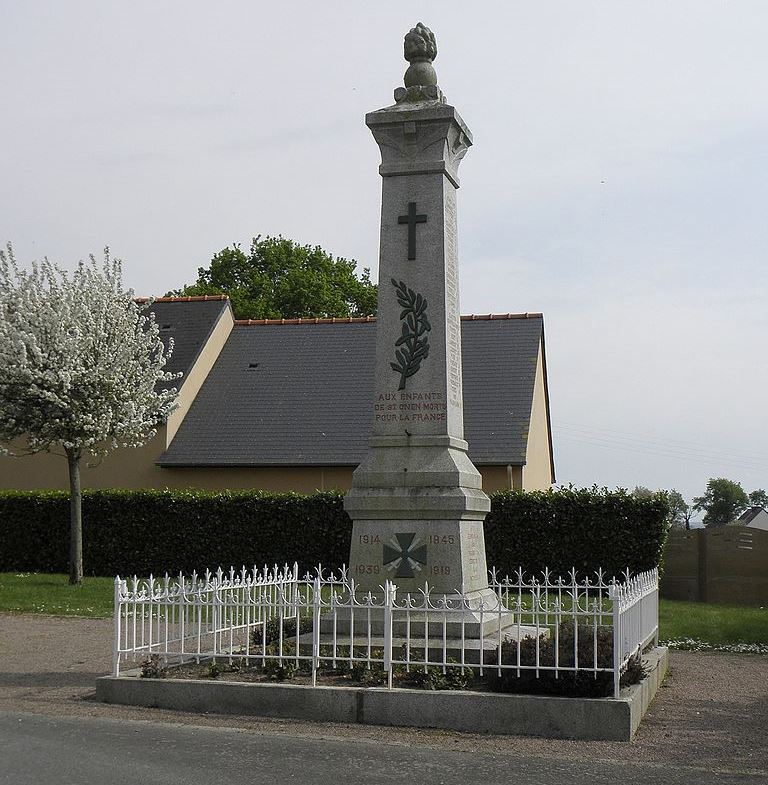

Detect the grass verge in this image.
[659,598,767,653]
[0,572,114,617]
[1,573,766,651]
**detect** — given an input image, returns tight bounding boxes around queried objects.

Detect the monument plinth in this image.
[344,23,491,600]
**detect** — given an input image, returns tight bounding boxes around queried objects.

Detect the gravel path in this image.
[1,613,766,777]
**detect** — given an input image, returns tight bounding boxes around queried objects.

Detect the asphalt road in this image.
[1,711,765,785]
[2,615,768,783]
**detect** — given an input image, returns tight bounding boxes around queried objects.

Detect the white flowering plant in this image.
[0,244,180,583]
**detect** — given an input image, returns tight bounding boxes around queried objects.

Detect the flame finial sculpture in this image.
[394,23,445,104]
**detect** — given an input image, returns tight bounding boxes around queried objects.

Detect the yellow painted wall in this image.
[521,342,554,490]
[166,305,234,446]
[480,464,521,493]
[0,436,520,495]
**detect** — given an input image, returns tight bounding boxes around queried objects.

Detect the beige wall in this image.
[0,436,521,495]
[166,305,234,446]
[521,342,553,490]
[0,427,172,491]
[0,432,350,493]
[479,464,521,493]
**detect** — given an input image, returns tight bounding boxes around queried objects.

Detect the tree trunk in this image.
[66,448,83,585]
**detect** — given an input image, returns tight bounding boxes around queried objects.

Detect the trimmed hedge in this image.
[0,487,668,579]
[485,487,669,579]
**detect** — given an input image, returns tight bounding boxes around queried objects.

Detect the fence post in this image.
[652,568,659,646]
[609,582,620,699]
[292,562,300,619]
[212,574,221,658]
[384,581,395,689]
[113,577,122,677]
[311,576,321,687]
[179,572,186,661]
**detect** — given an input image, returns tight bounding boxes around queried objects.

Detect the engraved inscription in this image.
[444,190,462,409]
[374,391,447,422]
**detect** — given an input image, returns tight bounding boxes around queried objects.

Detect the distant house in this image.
[0,296,555,495]
[731,506,768,532]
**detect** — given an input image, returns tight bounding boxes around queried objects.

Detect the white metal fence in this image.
[113,564,659,698]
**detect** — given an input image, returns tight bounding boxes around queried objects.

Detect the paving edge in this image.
[95,646,668,741]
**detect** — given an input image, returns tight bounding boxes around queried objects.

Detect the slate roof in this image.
[735,506,766,525]
[143,297,230,387]
[158,313,547,468]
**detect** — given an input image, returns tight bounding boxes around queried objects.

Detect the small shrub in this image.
[489,621,647,697]
[621,652,648,687]
[253,615,313,648]
[398,662,473,691]
[351,663,389,686]
[348,648,388,686]
[491,622,613,697]
[263,653,298,682]
[140,654,166,679]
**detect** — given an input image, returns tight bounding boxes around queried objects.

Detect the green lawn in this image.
[1,573,767,650]
[0,572,114,617]
[658,598,768,649]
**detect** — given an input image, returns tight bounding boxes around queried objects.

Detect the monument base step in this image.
[318,588,533,638]
[299,626,545,666]
[319,612,540,639]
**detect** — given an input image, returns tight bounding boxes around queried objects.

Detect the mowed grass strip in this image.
[0,572,114,617]
[659,599,768,647]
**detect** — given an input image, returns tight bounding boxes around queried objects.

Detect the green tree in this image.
[170,236,377,320]
[0,245,178,584]
[748,489,768,509]
[692,478,749,528]
[632,486,653,499]
[666,489,691,529]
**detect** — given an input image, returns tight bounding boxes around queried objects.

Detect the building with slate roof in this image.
[730,506,768,532]
[0,297,555,494]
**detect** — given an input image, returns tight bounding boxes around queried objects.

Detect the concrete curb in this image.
[96,646,668,741]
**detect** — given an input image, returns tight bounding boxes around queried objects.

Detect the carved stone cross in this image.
[398,202,427,260]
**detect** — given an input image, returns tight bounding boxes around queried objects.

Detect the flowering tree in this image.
[0,245,180,584]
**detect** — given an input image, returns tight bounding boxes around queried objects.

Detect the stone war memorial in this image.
[100,24,668,742]
[343,22,526,642]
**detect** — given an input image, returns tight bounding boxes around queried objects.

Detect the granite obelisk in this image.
[345,23,492,601]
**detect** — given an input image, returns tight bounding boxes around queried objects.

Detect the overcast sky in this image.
[2,1,767,503]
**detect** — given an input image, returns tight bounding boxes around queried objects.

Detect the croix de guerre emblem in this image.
[383,533,427,578]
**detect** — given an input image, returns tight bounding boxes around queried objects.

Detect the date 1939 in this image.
[354,564,380,574]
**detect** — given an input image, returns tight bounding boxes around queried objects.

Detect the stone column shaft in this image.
[344,27,491,599]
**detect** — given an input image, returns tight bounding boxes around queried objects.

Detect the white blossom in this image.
[0,244,181,458]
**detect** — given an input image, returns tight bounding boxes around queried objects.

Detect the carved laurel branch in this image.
[390,278,431,391]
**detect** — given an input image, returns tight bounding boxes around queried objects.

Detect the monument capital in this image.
[365,102,472,189]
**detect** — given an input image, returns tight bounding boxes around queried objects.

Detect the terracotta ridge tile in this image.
[232,312,541,325]
[135,294,230,303]
[233,315,377,325]
[462,313,541,321]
